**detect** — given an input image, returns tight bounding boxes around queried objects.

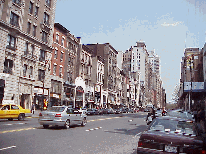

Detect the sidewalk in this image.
[31,110,41,118]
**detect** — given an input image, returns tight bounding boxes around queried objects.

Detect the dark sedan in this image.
[137,116,206,154]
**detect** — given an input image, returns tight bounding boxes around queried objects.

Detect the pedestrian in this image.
[197,108,205,134]
[31,103,35,114]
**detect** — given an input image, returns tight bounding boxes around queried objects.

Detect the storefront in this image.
[75,86,84,108]
[75,77,85,108]
[33,87,49,110]
[63,81,76,107]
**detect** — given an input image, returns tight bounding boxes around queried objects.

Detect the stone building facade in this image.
[0,0,56,110]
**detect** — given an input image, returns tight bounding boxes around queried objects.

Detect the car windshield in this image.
[47,107,66,112]
[148,118,196,135]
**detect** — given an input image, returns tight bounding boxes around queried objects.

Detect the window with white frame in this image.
[10,12,19,27]
[53,64,56,75]
[54,49,58,59]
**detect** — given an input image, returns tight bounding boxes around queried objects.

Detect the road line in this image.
[0,145,16,151]
[0,127,35,134]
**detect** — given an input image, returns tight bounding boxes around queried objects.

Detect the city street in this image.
[0,112,147,154]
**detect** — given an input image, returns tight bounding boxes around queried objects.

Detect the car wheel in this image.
[64,119,70,129]
[8,118,13,121]
[81,118,87,126]
[43,125,49,129]
[18,114,25,121]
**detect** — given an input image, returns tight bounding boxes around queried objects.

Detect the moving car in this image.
[38,106,87,129]
[0,104,32,121]
[137,116,206,153]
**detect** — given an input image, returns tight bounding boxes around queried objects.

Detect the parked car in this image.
[114,109,121,114]
[107,108,115,114]
[0,104,32,121]
[38,106,87,129]
[134,108,139,113]
[93,109,99,115]
[137,116,206,153]
[86,109,99,115]
[98,109,104,115]
[79,108,87,115]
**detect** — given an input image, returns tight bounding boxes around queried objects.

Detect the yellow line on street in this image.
[0,127,35,134]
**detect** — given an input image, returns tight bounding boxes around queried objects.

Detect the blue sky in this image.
[55,0,206,103]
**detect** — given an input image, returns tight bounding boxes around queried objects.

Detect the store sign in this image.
[184,82,206,92]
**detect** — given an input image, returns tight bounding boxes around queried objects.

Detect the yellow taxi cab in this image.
[0,104,32,121]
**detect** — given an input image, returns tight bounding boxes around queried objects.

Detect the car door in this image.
[73,109,82,124]
[0,105,11,119]
[10,105,20,118]
[66,108,76,125]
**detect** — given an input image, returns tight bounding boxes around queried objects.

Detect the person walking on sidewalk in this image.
[31,103,35,114]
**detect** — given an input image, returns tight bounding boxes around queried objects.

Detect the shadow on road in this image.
[104,125,147,136]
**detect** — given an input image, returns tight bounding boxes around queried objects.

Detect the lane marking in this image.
[85,127,102,131]
[0,127,35,134]
[87,116,122,123]
[0,145,16,151]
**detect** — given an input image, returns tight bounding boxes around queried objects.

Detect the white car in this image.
[38,106,87,129]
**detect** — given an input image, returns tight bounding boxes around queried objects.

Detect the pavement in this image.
[30,110,41,118]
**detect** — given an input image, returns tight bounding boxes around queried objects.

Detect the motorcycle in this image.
[162,111,167,116]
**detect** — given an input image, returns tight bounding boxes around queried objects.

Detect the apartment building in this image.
[0,0,56,109]
[75,43,93,108]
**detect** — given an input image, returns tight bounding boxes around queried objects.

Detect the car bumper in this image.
[137,147,169,154]
[38,119,65,126]
[25,113,32,117]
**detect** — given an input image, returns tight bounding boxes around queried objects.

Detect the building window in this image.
[61,38,64,46]
[10,12,19,27]
[43,12,49,25]
[59,67,62,78]
[45,0,51,7]
[27,22,31,34]
[3,59,13,75]
[60,52,63,62]
[29,2,33,14]
[38,69,45,81]
[31,45,34,56]
[23,64,27,77]
[24,42,29,55]
[42,31,47,42]
[39,50,45,61]
[12,0,21,5]
[32,25,37,37]
[53,65,56,75]
[7,35,16,49]
[54,49,58,59]
[56,34,59,43]
[28,66,33,78]
[68,57,71,66]
[34,6,39,16]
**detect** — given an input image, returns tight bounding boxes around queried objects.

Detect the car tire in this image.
[8,118,13,121]
[18,114,25,121]
[81,118,87,126]
[43,125,49,129]
[64,119,70,129]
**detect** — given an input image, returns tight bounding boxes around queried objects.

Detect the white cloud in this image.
[161,21,183,27]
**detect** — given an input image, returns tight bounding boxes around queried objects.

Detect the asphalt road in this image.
[0,112,148,154]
